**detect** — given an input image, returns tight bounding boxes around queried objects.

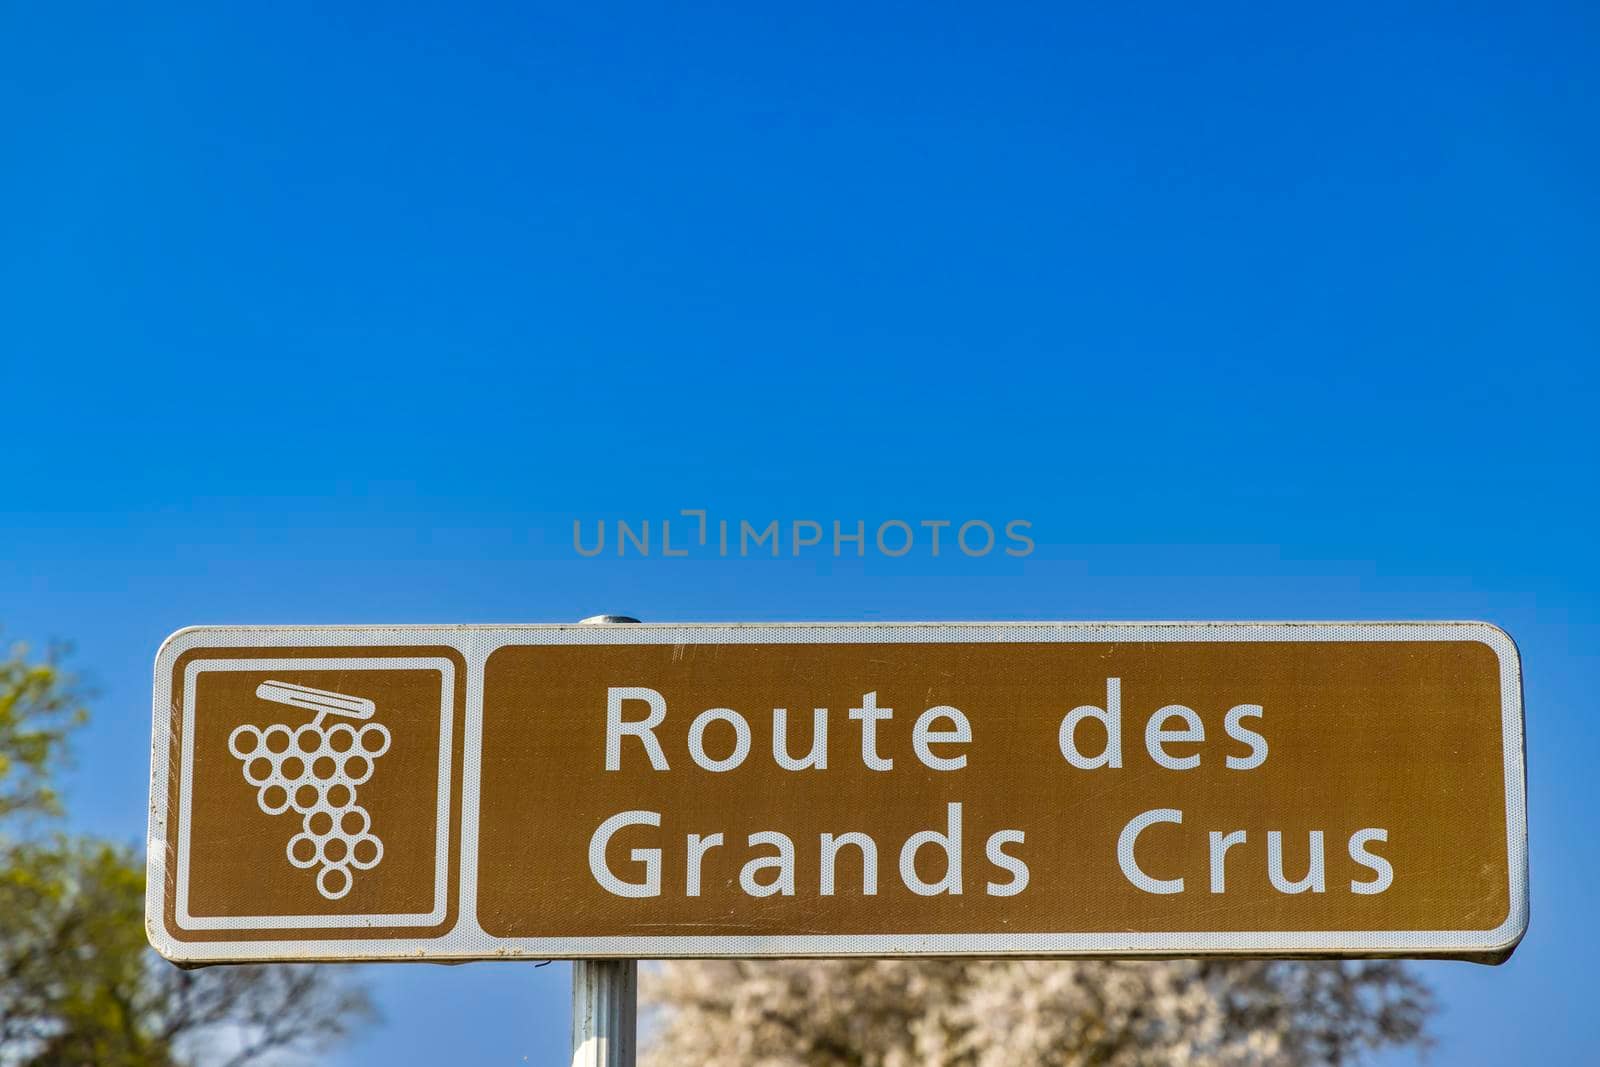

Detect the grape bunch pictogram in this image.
[228,680,390,900]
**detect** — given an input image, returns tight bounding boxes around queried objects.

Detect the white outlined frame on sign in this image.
[172,657,455,931]
[147,621,1529,965]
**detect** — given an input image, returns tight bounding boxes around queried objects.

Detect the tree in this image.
[643,948,1434,1065]
[0,645,86,822]
[0,643,375,1066]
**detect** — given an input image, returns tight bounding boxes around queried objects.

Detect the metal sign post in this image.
[571,958,637,1067]
[572,616,641,1067]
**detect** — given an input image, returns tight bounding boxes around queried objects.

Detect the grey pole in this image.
[571,615,640,1067]
[571,958,637,1067]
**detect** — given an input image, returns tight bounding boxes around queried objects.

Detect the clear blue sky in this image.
[3,3,1596,1063]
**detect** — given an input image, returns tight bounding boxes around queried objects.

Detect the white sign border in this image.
[146,621,1528,964]
[173,657,455,930]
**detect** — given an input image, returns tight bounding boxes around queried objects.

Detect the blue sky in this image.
[3,3,1596,1063]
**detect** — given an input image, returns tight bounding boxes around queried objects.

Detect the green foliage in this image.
[0,645,87,821]
[0,642,374,1067]
[0,838,174,1064]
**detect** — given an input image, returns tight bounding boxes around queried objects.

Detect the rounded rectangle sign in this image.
[146,621,1527,964]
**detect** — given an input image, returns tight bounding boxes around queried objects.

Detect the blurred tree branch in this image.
[0,644,86,822]
[643,951,1435,1065]
[0,643,375,1067]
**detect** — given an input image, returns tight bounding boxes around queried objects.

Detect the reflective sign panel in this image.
[147,622,1527,964]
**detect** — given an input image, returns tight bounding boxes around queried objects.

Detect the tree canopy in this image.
[0,643,374,1066]
[644,942,1434,1064]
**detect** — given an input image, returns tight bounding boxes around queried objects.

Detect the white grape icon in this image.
[228,680,390,900]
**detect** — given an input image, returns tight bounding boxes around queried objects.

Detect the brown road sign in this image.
[147,622,1527,965]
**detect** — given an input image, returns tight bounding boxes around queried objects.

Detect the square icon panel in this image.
[159,649,463,942]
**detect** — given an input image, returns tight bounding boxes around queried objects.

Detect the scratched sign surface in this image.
[147,622,1527,964]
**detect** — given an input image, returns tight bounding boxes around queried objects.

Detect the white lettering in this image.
[849,691,895,771]
[605,687,668,771]
[1348,828,1393,894]
[1059,678,1123,769]
[588,810,661,898]
[688,708,752,772]
[1267,830,1326,894]
[985,829,1029,896]
[912,705,971,771]
[1118,808,1184,894]
[899,802,963,896]
[1145,704,1205,770]
[1224,703,1268,770]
